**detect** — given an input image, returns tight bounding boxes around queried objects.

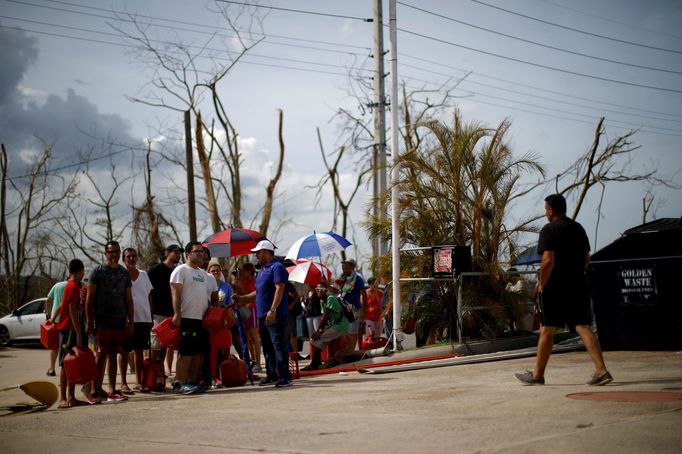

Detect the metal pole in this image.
[457,275,463,345]
[184,110,197,242]
[373,0,388,257]
[388,0,401,352]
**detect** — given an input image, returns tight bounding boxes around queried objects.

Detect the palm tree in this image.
[367,107,544,342]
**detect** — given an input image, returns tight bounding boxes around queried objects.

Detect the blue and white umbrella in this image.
[285,231,352,260]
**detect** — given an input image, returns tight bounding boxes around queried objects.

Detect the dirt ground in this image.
[1,345,681,453]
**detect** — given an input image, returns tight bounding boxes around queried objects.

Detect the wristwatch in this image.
[269,307,277,313]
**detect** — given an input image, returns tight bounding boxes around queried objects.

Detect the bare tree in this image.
[552,117,679,243]
[314,127,372,250]
[0,143,78,311]
[112,3,266,232]
[131,141,182,268]
[259,109,286,237]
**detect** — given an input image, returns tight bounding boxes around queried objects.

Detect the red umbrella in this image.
[202,228,266,258]
[286,259,333,286]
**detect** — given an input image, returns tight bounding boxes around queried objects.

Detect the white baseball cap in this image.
[251,240,276,252]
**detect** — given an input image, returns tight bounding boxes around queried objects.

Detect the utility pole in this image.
[184,110,197,241]
[388,0,402,351]
[372,0,388,258]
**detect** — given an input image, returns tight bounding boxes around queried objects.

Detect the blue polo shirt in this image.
[255,260,289,318]
[343,274,365,310]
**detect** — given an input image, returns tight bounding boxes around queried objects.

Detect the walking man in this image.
[85,241,134,401]
[233,240,291,388]
[515,194,612,386]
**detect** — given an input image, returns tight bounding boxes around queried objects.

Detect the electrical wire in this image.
[7,0,680,118]
[469,0,682,54]
[397,1,682,75]
[537,0,682,41]
[214,0,373,22]
[398,27,682,94]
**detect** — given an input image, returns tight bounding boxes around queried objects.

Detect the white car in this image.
[0,298,47,346]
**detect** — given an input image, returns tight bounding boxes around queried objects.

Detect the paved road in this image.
[1,346,680,453]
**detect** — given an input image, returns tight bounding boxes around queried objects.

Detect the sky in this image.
[1,0,681,272]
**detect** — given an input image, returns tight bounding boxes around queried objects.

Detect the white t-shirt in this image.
[170,264,215,320]
[131,270,153,323]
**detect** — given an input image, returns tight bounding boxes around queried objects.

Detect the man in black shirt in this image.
[148,244,182,376]
[515,194,612,386]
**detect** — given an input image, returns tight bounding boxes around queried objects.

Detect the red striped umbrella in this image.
[202,228,266,258]
[286,259,333,286]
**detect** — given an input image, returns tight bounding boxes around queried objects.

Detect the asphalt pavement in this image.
[1,344,680,453]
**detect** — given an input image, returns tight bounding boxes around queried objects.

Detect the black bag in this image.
[340,298,358,323]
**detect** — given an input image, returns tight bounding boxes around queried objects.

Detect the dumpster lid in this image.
[591,217,682,262]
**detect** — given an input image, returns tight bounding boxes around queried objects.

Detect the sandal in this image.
[121,386,135,395]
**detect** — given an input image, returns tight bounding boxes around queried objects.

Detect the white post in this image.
[388,0,402,351]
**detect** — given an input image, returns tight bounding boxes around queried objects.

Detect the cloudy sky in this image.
[1,0,681,267]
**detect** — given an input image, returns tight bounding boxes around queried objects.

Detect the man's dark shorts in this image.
[178,318,209,356]
[58,330,78,367]
[123,322,152,352]
[95,317,126,355]
[539,287,592,328]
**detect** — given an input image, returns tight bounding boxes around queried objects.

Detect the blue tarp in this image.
[512,245,541,266]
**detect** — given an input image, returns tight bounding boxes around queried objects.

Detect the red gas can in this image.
[361,336,388,350]
[141,357,166,391]
[152,317,180,349]
[63,347,97,384]
[40,321,59,350]
[220,355,247,387]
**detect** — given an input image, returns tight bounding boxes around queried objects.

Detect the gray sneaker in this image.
[586,371,613,386]
[514,370,545,385]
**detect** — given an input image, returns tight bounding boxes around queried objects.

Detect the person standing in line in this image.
[233,262,261,372]
[120,247,154,393]
[56,259,95,408]
[233,240,291,388]
[336,258,367,351]
[515,194,612,386]
[45,280,67,376]
[364,277,384,339]
[85,241,134,402]
[148,244,182,378]
[170,241,218,394]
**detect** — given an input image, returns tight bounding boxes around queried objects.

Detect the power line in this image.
[12,0,680,118]
[7,0,371,53]
[399,60,682,125]
[214,0,373,22]
[398,27,682,94]
[4,3,680,135]
[400,77,682,138]
[469,0,682,55]
[397,1,682,75]
[0,20,371,75]
[537,0,682,41]
[400,53,682,120]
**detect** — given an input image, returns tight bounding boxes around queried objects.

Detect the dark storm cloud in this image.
[0,26,140,175]
[0,25,38,104]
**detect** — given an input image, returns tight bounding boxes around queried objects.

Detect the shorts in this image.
[348,319,359,335]
[123,322,152,352]
[178,318,209,356]
[538,288,592,328]
[241,304,258,329]
[58,330,78,367]
[310,326,346,350]
[95,327,125,355]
